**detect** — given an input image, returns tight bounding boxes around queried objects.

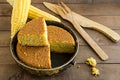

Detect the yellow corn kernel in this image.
[29,6,61,22]
[7,0,61,22]
[11,0,31,38]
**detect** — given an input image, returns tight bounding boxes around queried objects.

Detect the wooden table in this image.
[0,0,120,80]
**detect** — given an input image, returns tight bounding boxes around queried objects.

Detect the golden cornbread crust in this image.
[16,43,51,69]
[48,25,75,43]
[18,17,49,46]
[19,18,45,34]
[48,25,75,53]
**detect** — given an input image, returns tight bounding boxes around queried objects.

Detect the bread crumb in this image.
[86,57,97,67]
[91,67,100,76]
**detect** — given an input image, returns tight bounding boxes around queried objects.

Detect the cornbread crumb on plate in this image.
[48,25,75,53]
[18,17,49,46]
[16,43,51,69]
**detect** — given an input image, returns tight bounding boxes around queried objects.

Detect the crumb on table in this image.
[86,57,97,67]
[91,67,100,76]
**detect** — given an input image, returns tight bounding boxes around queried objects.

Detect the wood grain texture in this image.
[71,11,120,42]
[93,0,120,3]
[0,45,120,64]
[0,0,6,3]
[0,4,12,16]
[84,16,120,29]
[75,45,120,63]
[31,0,92,4]
[0,17,11,30]
[82,29,120,45]
[0,30,120,47]
[0,47,15,64]
[67,4,120,16]
[0,64,120,80]
[64,12,109,60]
[2,0,120,4]
[0,0,92,4]
[1,16,120,30]
[0,1,120,80]
[0,64,22,80]
[30,3,120,16]
[0,31,10,46]
[1,4,120,16]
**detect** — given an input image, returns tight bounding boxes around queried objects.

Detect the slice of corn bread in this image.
[16,43,51,69]
[18,17,49,46]
[48,25,75,53]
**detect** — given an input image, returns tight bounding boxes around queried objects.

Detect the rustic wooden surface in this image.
[0,0,120,80]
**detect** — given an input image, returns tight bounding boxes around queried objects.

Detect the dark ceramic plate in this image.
[10,20,79,76]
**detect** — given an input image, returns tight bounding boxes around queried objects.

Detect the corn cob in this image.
[7,0,61,22]
[7,0,14,5]
[28,6,61,22]
[11,0,31,38]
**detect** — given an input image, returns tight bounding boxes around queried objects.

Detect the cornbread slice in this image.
[18,17,49,46]
[16,43,51,69]
[48,25,75,53]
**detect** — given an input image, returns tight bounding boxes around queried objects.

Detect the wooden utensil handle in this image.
[71,19,109,60]
[73,12,120,42]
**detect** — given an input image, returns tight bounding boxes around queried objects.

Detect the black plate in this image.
[10,20,79,73]
[46,21,78,68]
